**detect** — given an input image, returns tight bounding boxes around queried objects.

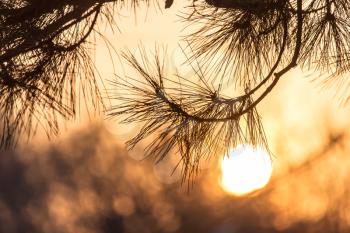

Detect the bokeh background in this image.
[1,2,350,233]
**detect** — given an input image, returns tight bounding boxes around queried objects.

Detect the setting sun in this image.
[220,145,273,196]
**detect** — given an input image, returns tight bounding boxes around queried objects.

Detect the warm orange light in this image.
[220,145,272,196]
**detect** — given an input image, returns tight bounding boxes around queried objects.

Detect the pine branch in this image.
[0,0,154,147]
[109,48,271,182]
[109,0,308,182]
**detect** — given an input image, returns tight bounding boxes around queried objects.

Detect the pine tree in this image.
[1,0,350,180]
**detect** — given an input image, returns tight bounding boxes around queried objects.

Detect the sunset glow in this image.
[220,145,273,196]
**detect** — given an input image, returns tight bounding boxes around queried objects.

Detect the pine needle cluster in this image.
[110,0,350,179]
[0,0,152,147]
[3,0,350,181]
[109,48,269,181]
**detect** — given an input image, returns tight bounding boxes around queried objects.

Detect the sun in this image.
[220,144,273,196]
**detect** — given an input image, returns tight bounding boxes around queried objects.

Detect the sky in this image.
[1,1,350,233]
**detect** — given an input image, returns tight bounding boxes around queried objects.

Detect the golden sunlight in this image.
[220,145,273,196]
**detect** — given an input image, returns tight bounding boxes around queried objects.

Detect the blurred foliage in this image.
[0,123,350,233]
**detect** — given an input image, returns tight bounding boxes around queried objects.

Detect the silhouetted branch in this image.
[109,0,350,181]
[109,47,271,181]
[0,0,154,147]
[109,0,307,179]
[3,0,350,183]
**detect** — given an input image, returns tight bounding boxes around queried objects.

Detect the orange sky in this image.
[4,2,350,232]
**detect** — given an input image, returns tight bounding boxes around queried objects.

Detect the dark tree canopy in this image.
[1,0,350,180]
